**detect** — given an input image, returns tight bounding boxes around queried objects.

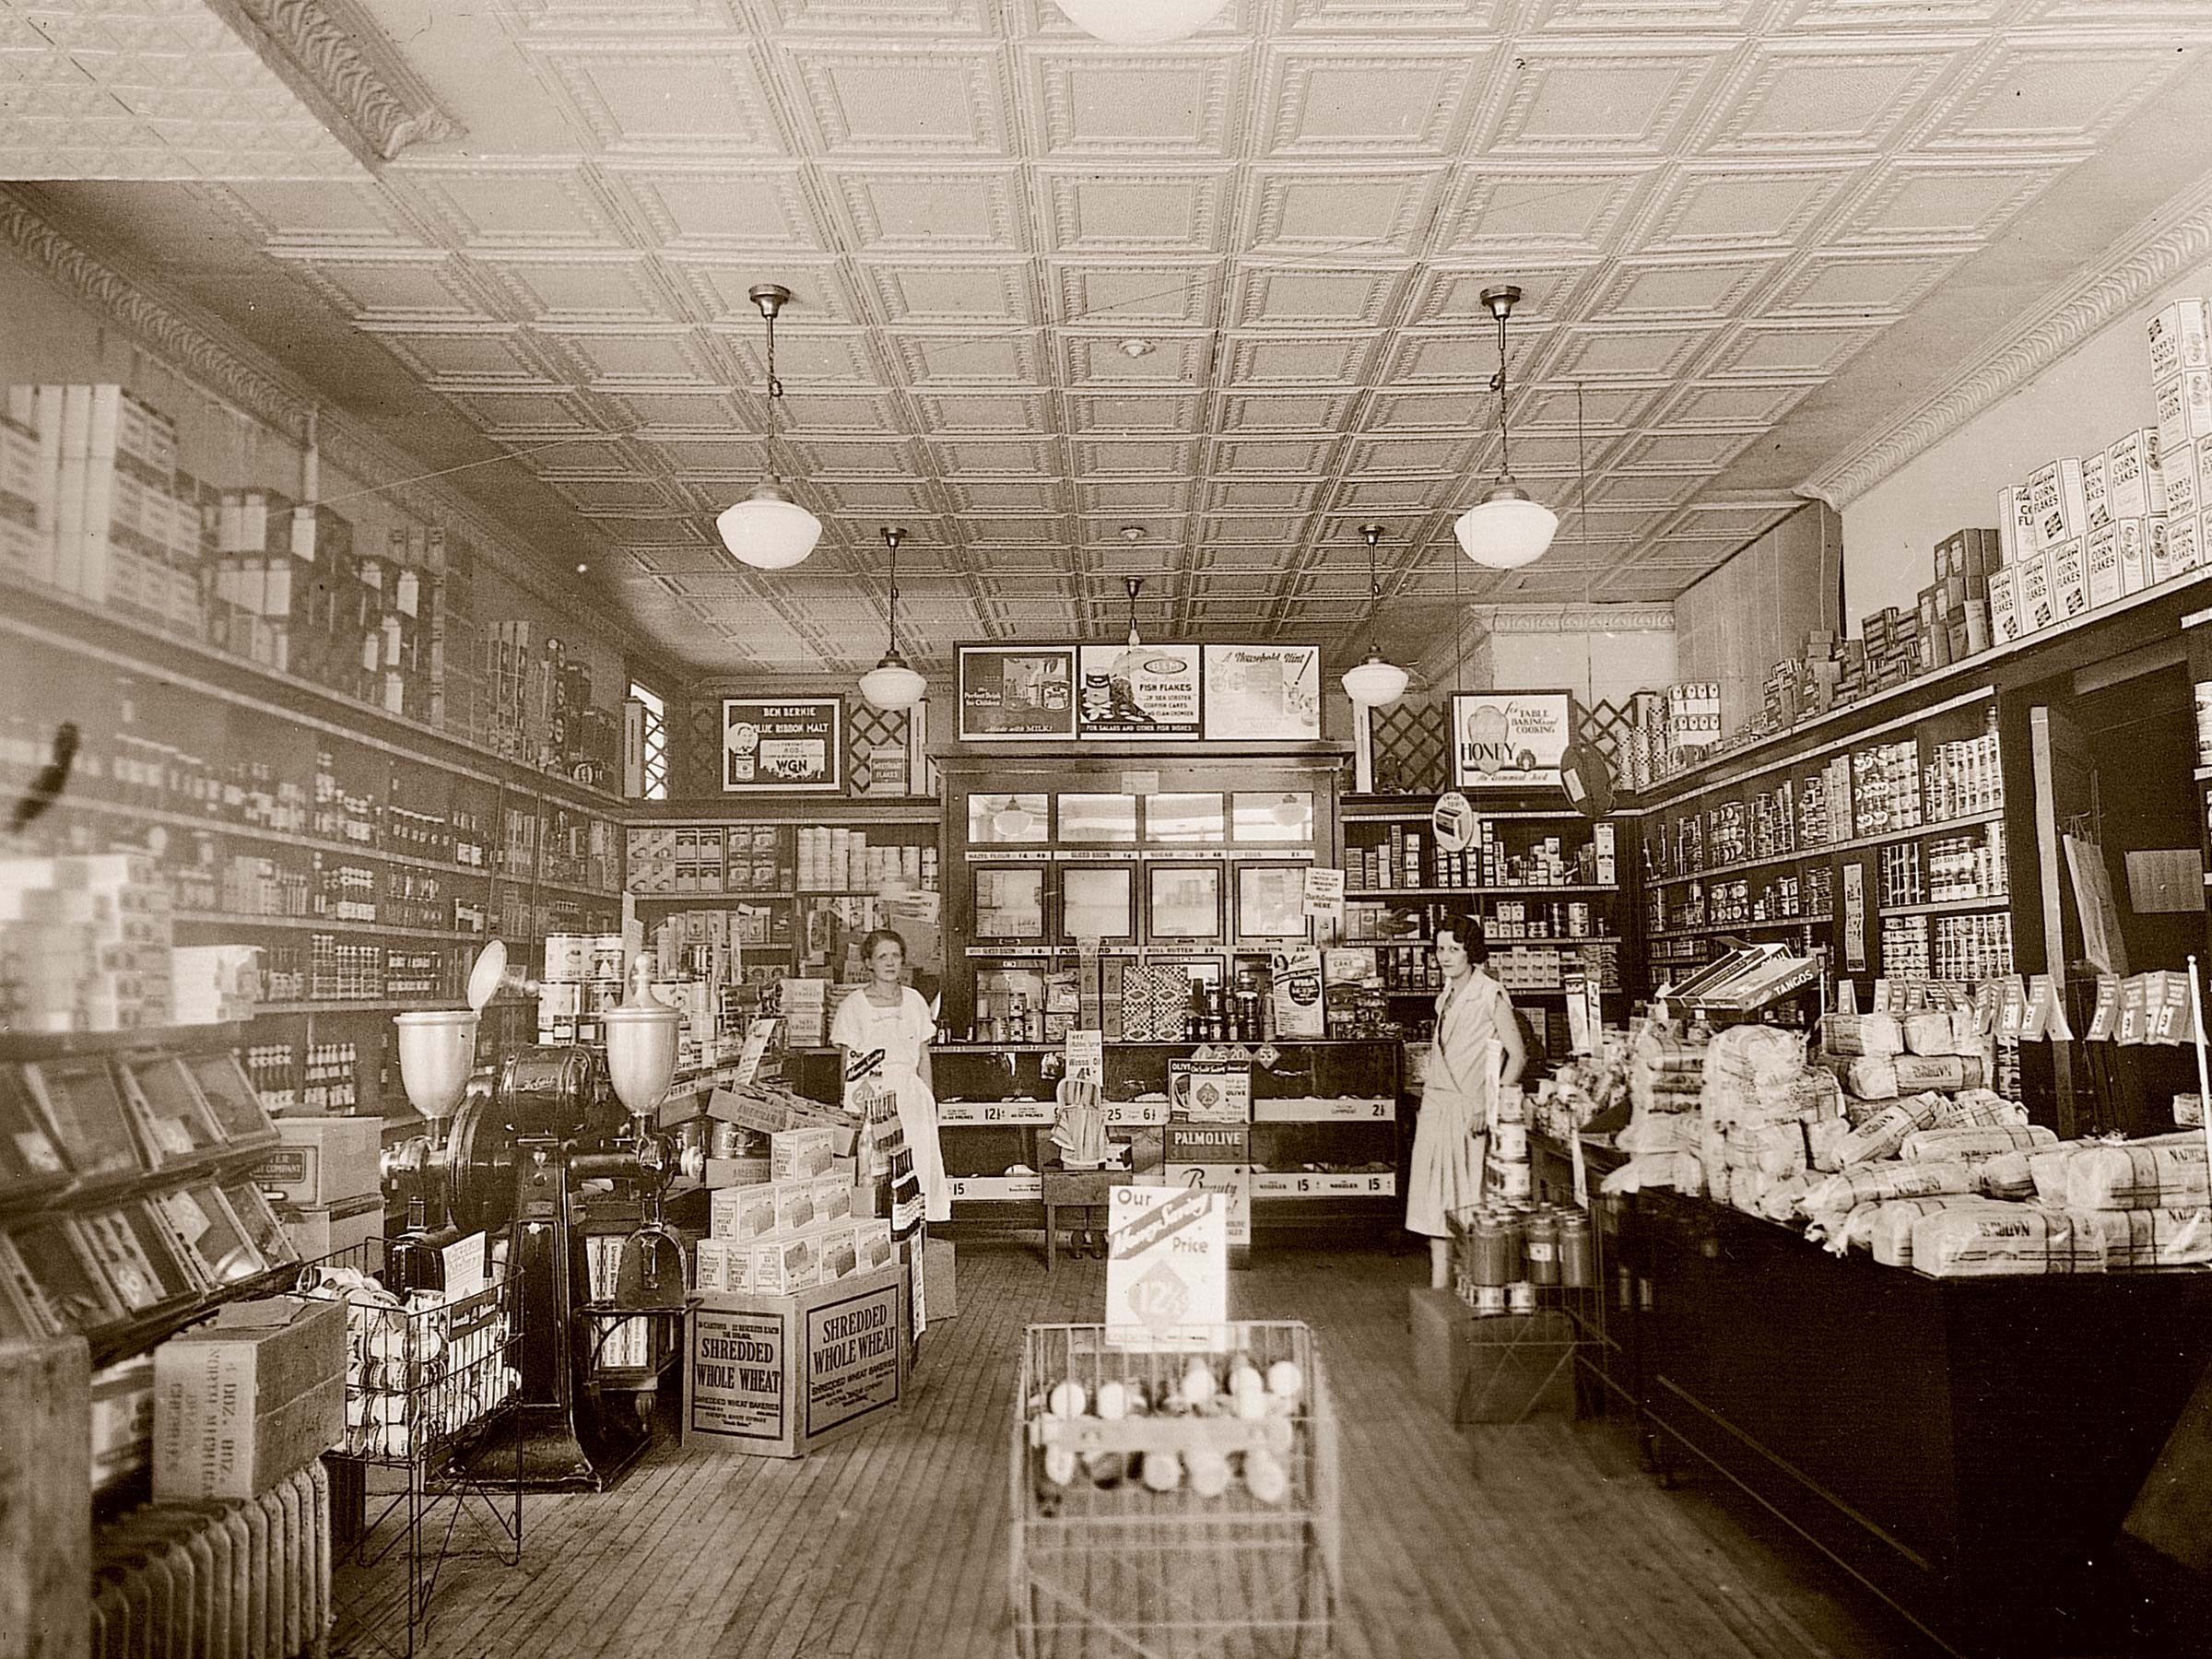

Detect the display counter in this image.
[1606,1184,2212,1657]
[786,1038,1403,1238]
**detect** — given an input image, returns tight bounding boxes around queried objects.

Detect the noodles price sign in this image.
[1450,692,1571,790]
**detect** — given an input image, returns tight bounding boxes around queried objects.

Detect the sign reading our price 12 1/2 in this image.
[724,698,844,794]
[1450,691,1571,790]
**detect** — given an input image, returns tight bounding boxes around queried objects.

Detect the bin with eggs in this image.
[306,1263,518,1464]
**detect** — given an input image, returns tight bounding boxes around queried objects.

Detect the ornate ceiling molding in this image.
[209,0,461,164]
[1804,172,2212,510]
[0,188,669,669]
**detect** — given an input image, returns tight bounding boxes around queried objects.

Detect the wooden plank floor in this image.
[331,1239,1940,1659]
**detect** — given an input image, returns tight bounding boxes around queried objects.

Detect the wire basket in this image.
[297,1239,520,1467]
[1010,1322,1339,1659]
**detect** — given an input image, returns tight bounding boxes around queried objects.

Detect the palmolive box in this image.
[2148,299,2211,383]
[710,1182,779,1244]
[2086,524,2124,607]
[2157,371,2212,465]
[769,1126,837,1182]
[2014,547,2056,631]
[2023,457,2088,551]
[2108,429,2166,519]
[152,1296,344,1500]
[2049,538,2090,621]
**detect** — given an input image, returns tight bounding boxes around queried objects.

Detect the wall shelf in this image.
[1647,807,2006,890]
[173,912,488,942]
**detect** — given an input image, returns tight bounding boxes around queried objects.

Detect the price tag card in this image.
[734,1018,778,1088]
[1105,1184,1227,1350]
[1301,867,1347,924]
[1065,1029,1104,1087]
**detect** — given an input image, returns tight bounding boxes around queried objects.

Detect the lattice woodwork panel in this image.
[1579,699,1634,772]
[1370,700,1449,796]
[848,705,913,798]
[673,700,723,800]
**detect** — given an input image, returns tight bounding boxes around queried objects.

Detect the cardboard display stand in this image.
[684,1263,908,1458]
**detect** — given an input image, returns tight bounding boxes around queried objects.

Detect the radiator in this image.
[90,1460,331,1659]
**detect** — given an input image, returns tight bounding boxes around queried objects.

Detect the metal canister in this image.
[1558,1210,1594,1288]
[1470,1211,1511,1317]
[1491,1119,1529,1163]
[1508,1280,1537,1315]
[1494,1158,1533,1202]
[711,1120,747,1159]
[1524,1209,1561,1288]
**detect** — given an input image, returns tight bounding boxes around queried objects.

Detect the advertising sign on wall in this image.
[1077,642,1203,737]
[723,698,843,793]
[1202,644,1321,740]
[959,647,1077,741]
[1449,691,1571,789]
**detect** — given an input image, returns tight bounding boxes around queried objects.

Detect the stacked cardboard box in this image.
[0,853,175,1031]
[2,384,200,625]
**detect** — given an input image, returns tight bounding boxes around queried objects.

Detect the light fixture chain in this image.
[1496,305,1512,479]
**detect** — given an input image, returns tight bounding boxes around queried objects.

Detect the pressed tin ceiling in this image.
[6,1,2212,680]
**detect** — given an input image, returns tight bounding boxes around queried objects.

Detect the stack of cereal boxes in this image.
[695,1125,896,1299]
[1990,296,2210,649]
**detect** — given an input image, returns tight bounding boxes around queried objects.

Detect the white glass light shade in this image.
[859,655,926,711]
[717,482,822,571]
[1341,653,1410,707]
[394,1010,478,1125]
[1053,0,1230,42]
[1453,484,1558,571]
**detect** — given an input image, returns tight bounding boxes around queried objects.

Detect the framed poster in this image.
[1062,865,1136,942]
[1077,642,1203,738]
[1450,691,1571,789]
[959,647,1077,741]
[973,866,1047,940]
[1148,865,1223,943]
[1202,645,1321,740]
[724,698,844,793]
[1235,864,1310,942]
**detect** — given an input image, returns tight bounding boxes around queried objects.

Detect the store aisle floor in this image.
[335,1239,1936,1659]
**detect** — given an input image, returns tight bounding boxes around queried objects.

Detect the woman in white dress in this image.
[830,929,951,1225]
[1407,906,1525,1289]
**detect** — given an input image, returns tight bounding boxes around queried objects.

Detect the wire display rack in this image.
[1446,1207,1598,1428]
[301,1236,523,1659]
[1011,1322,1339,1659]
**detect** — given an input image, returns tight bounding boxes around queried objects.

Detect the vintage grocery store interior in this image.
[11,3,2212,1656]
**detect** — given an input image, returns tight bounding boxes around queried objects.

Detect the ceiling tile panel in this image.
[889,330,1046,383]
[920,390,1057,431]
[935,438,1059,475]
[603,167,824,250]
[1482,44,1729,158]
[828,167,1025,251]
[403,165,633,250]
[538,326,724,383]
[1234,266,1408,329]
[1838,158,2064,243]
[943,479,1066,512]
[1071,437,1206,473]
[1586,255,1785,321]
[1076,478,1196,513]
[862,259,1034,324]
[1919,42,2183,151]
[1034,50,1242,157]
[1696,43,1953,155]
[478,254,679,323]
[270,253,489,323]
[1632,162,1863,253]
[1065,335,1211,385]
[599,388,751,429]
[217,181,427,246]
[1439,168,1652,256]
[536,45,788,153]
[788,48,1009,156]
[355,324,552,384]
[1217,392,1362,431]
[1704,321,1884,378]
[1066,394,1206,432]
[1226,335,1383,385]
[1205,479,1324,512]
[1052,261,1218,326]
[1043,171,1232,253]
[1763,247,1967,317]
[1246,169,1440,254]
[1258,46,1488,158]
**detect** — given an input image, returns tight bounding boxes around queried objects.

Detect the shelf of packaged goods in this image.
[1349,936,1622,949]
[629,890,796,908]
[1345,885,1618,899]
[172,912,489,943]
[0,1021,251,1060]
[961,943,1311,959]
[2196,766,2212,782]
[1384,985,1594,999]
[1877,896,2010,918]
[516,874,623,904]
[1647,807,2007,890]
[1649,915,1833,942]
[0,571,626,815]
[794,888,943,899]
[38,794,500,879]
[249,995,528,1018]
[625,801,941,825]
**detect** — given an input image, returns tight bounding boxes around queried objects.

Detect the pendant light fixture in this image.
[858,525,926,712]
[1453,284,1557,571]
[1112,575,1149,677]
[1340,523,1410,707]
[1053,0,1230,45]
[717,283,822,571]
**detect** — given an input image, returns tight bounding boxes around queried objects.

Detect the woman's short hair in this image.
[859,927,907,960]
[1433,902,1488,963]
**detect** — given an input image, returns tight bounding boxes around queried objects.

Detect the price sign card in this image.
[1301,866,1346,924]
[1105,1184,1227,1349]
[1065,1028,1104,1087]
[1169,1057,1251,1124]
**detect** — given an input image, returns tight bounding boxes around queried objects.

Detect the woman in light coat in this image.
[1406,905,1525,1289]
